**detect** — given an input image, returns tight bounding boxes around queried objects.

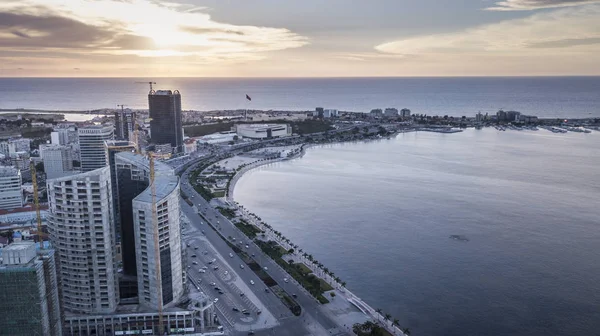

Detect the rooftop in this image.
[115,152,179,204]
[152,89,180,96]
[0,166,20,177]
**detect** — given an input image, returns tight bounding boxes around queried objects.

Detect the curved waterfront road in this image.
[180,160,352,336]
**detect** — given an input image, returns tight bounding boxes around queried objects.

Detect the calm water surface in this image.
[1,77,599,117]
[233,129,600,336]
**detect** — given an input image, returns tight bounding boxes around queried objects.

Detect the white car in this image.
[250,280,255,285]
[229,253,233,258]
[199,269,206,273]
[284,278,289,283]
[240,264,245,269]
[263,267,268,271]
[193,261,198,265]
[224,271,229,275]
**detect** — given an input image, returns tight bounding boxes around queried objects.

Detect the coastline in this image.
[224,139,408,336]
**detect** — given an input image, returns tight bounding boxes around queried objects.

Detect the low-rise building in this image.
[236,124,291,139]
[384,108,399,117]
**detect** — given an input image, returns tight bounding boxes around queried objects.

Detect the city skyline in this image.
[1,0,599,77]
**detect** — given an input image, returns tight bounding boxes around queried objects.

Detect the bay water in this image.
[233,129,600,336]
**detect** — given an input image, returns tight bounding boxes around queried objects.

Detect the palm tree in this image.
[402,328,411,335]
[341,281,346,288]
[375,308,382,322]
[384,313,391,325]
[392,319,400,335]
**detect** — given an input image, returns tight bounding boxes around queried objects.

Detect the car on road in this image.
[243,311,251,315]
[194,247,199,250]
[213,298,218,303]
[224,271,228,275]
[202,266,208,270]
[284,278,289,283]
[250,280,255,285]
[208,260,214,264]
[210,282,216,286]
[240,293,245,297]
[240,264,245,269]
[292,294,298,298]
[251,253,255,257]
[193,261,198,265]
[232,307,239,312]
[229,253,233,258]
[218,291,224,294]
[245,245,249,249]
[199,269,206,273]
[191,254,196,258]
[213,266,219,270]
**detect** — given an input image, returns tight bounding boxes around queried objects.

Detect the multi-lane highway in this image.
[180,163,352,336]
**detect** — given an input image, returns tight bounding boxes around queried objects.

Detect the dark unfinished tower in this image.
[148,90,183,154]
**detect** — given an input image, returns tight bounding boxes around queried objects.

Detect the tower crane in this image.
[29,161,44,248]
[149,153,164,334]
[135,81,157,93]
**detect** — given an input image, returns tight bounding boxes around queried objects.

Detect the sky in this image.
[0,0,599,77]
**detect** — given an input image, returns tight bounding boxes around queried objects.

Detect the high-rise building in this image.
[0,241,63,336]
[104,140,136,244]
[115,152,184,309]
[149,90,183,154]
[46,167,120,314]
[114,110,137,141]
[0,166,23,210]
[40,144,74,179]
[78,126,113,172]
[400,108,411,117]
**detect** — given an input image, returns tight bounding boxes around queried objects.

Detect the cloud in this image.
[487,0,600,11]
[0,0,307,64]
[376,5,600,55]
[527,37,600,48]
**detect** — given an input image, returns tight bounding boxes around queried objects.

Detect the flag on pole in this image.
[246,94,252,101]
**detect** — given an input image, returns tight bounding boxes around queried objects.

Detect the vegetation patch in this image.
[256,240,331,303]
[294,263,312,275]
[233,219,263,239]
[216,207,236,219]
[272,286,301,316]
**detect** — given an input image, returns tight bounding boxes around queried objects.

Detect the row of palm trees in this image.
[374,308,411,336]
[234,202,411,336]
[235,203,347,289]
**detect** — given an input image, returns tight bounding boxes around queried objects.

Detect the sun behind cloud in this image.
[0,0,308,64]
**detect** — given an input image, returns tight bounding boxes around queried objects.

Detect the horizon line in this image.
[1,75,600,79]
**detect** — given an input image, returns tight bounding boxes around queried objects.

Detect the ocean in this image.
[233,129,600,336]
[1,77,600,118]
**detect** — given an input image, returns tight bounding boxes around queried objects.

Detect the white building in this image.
[115,152,185,310]
[323,109,338,118]
[40,144,74,179]
[46,167,120,314]
[236,124,291,139]
[8,138,31,154]
[0,167,23,210]
[78,126,113,172]
[197,132,237,144]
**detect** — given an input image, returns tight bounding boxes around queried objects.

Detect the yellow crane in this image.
[29,161,44,248]
[149,153,165,334]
